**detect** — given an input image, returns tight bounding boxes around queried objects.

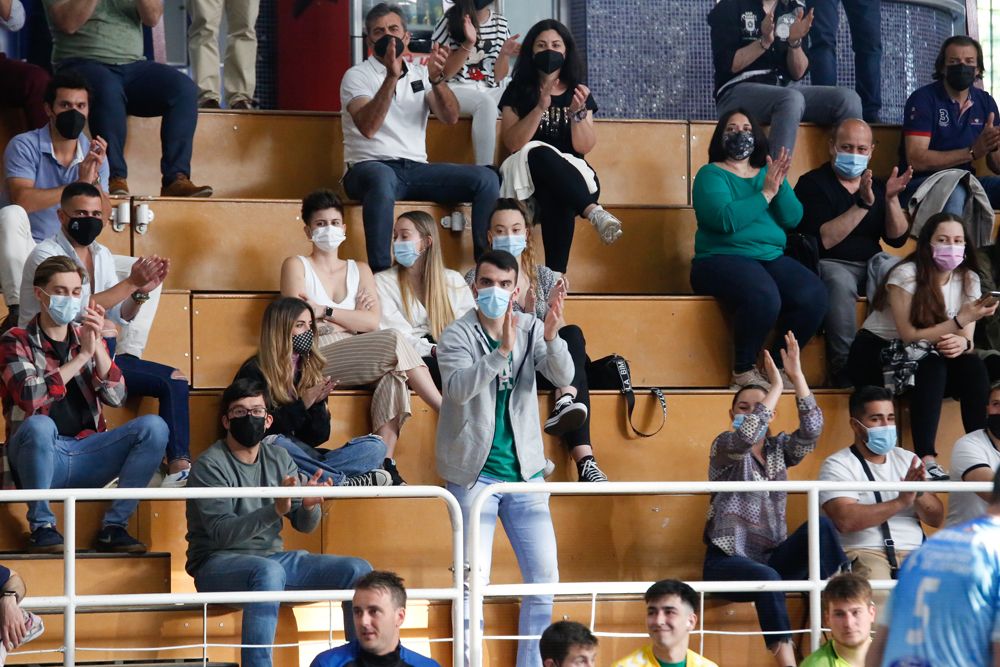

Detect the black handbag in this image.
[784,232,820,274]
[588,354,667,438]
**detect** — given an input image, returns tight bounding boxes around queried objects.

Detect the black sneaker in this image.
[344,469,392,487]
[95,525,148,554]
[28,525,64,553]
[382,458,407,486]
[544,395,588,436]
[577,456,609,483]
[924,460,950,481]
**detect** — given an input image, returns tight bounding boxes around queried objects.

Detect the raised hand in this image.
[885,166,914,200]
[500,33,521,57]
[498,299,516,355]
[428,42,450,81]
[763,147,791,199]
[543,281,566,341]
[760,12,776,48]
[859,169,875,206]
[302,469,332,509]
[788,7,814,41]
[762,349,783,393]
[778,330,803,383]
[386,37,403,79]
[569,84,590,115]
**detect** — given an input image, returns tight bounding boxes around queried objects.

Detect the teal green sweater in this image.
[692,163,803,261]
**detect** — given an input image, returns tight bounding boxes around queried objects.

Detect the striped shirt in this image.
[431,9,510,87]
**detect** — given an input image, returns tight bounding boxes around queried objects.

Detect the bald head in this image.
[829,119,874,179]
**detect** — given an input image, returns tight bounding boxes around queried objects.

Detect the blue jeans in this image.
[267,434,386,485]
[448,477,558,667]
[342,159,500,272]
[903,173,1000,215]
[690,254,829,373]
[193,550,371,667]
[7,414,168,529]
[56,58,198,185]
[806,0,882,122]
[115,354,191,464]
[703,518,847,647]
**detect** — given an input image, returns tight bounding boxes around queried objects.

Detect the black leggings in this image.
[526,146,600,274]
[537,324,592,449]
[847,329,989,458]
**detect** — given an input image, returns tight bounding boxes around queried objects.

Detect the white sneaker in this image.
[729,368,772,391]
[161,469,190,488]
[587,206,622,245]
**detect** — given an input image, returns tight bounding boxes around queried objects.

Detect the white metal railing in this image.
[0,485,464,667]
[467,479,993,666]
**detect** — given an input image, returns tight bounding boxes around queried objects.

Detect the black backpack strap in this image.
[624,386,667,438]
[848,445,899,579]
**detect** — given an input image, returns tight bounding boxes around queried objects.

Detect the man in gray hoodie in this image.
[436,249,574,667]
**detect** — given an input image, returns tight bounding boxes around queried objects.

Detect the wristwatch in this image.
[324,306,334,320]
[855,193,873,210]
[787,38,803,49]
[131,290,150,304]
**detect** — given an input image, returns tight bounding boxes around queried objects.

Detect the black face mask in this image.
[66,216,103,246]
[54,109,86,140]
[228,415,266,448]
[373,34,405,60]
[532,49,565,75]
[473,0,493,9]
[945,64,977,92]
[987,414,1000,440]
[722,130,756,161]
[292,330,314,355]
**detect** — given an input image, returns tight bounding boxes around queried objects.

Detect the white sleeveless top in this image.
[297,256,359,309]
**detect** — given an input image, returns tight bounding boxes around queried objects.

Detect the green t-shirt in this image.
[480,335,520,482]
[44,0,144,65]
[657,659,685,667]
[799,640,852,667]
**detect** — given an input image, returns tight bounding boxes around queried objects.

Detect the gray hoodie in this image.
[435,308,574,488]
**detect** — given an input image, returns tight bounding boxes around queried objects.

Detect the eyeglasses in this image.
[228,407,268,419]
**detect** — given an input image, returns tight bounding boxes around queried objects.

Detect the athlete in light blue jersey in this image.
[866,465,1000,667]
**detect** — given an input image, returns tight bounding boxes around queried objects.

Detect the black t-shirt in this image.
[794,162,909,263]
[499,83,598,157]
[707,0,805,98]
[44,332,94,437]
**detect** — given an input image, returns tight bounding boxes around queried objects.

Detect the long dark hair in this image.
[445,0,480,44]
[872,212,981,328]
[507,19,584,115]
[707,108,769,168]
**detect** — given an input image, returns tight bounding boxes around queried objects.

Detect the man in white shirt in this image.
[340,2,500,273]
[946,383,1000,527]
[819,385,943,606]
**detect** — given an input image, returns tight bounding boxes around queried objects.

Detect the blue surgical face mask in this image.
[859,421,897,455]
[475,286,511,319]
[732,413,746,431]
[833,152,870,179]
[492,234,527,258]
[393,240,421,268]
[42,291,82,326]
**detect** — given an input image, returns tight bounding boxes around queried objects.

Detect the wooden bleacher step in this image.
[0,552,170,597]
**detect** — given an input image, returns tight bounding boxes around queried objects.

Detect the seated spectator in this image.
[280,189,441,485]
[437,250,572,667]
[185,378,372,667]
[707,0,862,157]
[973,241,1000,380]
[900,36,1000,219]
[431,0,517,166]
[539,621,598,667]
[234,297,390,487]
[0,0,50,130]
[0,564,44,665]
[309,570,440,667]
[1,255,168,553]
[799,573,875,667]
[373,211,475,387]
[795,118,911,387]
[497,18,622,275]
[846,212,995,480]
[702,333,847,667]
[1,71,108,332]
[40,0,211,197]
[610,579,718,667]
[465,199,607,482]
[187,0,258,109]
[691,110,827,389]
[340,2,499,272]
[945,382,1000,527]
[819,386,943,607]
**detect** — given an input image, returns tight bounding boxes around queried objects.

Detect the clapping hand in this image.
[461,13,477,46]
[275,475,297,516]
[543,281,566,342]
[386,37,404,78]
[762,349,783,393]
[79,298,105,359]
[498,299,516,355]
[78,136,107,185]
[972,113,1000,159]
[885,166,913,200]
[428,42,450,82]
[302,469,332,509]
[760,12,776,49]
[859,170,876,206]
[788,7,814,41]
[897,457,926,506]
[301,376,337,409]
[500,33,521,57]
[763,147,792,200]
[568,85,590,116]
[129,255,169,294]
[778,330,804,385]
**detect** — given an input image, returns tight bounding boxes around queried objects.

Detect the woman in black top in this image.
[498,19,622,276]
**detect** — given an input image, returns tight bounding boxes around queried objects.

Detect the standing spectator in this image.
[805,0,882,123]
[0,564,44,664]
[795,119,911,387]
[437,250,573,667]
[340,2,499,272]
[691,110,827,389]
[431,0,517,165]
[0,0,50,129]
[946,383,1000,527]
[498,18,622,276]
[799,573,876,667]
[540,621,599,667]
[702,333,847,667]
[40,0,212,197]
[846,212,995,480]
[188,0,258,109]
[707,0,862,157]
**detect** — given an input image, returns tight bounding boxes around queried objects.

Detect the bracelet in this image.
[759,37,769,50]
[787,38,803,49]
[461,43,474,53]
[430,75,445,86]
[953,315,963,329]
[570,108,588,123]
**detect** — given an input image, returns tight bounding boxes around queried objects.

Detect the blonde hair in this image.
[491,199,538,300]
[256,297,324,406]
[396,211,456,340]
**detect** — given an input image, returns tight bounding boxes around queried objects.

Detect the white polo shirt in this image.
[340,57,432,165]
[946,429,1000,527]
[819,446,925,551]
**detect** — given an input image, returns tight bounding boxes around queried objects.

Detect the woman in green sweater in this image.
[691,109,828,389]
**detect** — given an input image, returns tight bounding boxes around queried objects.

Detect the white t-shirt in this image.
[946,429,1000,527]
[340,57,432,165]
[819,446,925,551]
[861,261,981,339]
[374,266,475,357]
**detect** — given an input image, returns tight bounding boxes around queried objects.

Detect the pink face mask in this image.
[932,244,965,271]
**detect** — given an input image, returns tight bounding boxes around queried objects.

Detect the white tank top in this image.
[297,256,359,309]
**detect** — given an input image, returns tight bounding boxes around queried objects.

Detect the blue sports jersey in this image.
[879,515,1000,667]
[310,639,440,667]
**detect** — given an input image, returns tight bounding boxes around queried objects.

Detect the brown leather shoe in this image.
[229,99,254,110]
[108,177,129,195]
[198,98,221,109]
[161,174,213,197]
